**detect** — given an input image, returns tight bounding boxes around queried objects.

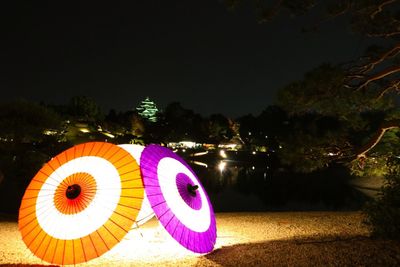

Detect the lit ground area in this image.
[1,212,399,266]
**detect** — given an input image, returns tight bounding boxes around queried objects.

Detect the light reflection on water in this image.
[180,150,367,212]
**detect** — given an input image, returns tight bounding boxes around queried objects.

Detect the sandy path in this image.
[0,212,399,266]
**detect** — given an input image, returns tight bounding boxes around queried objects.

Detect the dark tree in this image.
[207,114,234,144]
[0,100,62,144]
[161,102,207,142]
[68,95,103,121]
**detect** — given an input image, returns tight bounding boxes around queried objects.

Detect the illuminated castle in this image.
[136,97,159,122]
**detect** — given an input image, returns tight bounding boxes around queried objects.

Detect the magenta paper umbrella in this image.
[140,144,217,253]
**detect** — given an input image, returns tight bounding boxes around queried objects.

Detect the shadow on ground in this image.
[203,235,400,266]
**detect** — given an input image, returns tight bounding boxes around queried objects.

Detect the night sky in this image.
[1,1,372,118]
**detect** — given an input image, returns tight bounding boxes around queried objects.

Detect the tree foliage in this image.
[364,157,400,240]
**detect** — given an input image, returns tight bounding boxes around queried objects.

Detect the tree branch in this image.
[354,43,400,74]
[357,65,400,89]
[366,31,400,38]
[370,0,397,20]
[377,80,400,99]
[357,120,400,159]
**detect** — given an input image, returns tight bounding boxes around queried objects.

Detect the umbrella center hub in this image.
[187,184,199,197]
[176,172,202,210]
[66,184,81,200]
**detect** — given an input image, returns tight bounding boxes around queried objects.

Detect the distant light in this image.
[265,135,268,139]
[179,141,197,148]
[43,129,58,136]
[248,132,252,136]
[102,132,115,138]
[279,145,283,149]
[252,166,255,170]
[219,150,227,159]
[192,161,208,168]
[193,151,208,157]
[218,161,227,172]
[252,151,256,155]
[327,152,340,156]
[79,128,90,133]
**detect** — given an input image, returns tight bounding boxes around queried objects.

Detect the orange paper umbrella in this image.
[18,142,144,265]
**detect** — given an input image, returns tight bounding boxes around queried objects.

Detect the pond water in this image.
[181,150,368,212]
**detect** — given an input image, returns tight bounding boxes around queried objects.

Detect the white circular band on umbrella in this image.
[157,157,211,233]
[36,156,121,240]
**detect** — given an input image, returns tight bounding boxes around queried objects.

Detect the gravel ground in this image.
[0,211,399,266]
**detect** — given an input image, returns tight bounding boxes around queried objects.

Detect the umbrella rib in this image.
[95,142,107,157]
[25,188,53,191]
[41,164,64,186]
[32,178,55,187]
[103,224,120,243]
[146,193,163,197]
[140,184,159,188]
[19,215,38,232]
[119,187,144,190]
[96,229,110,250]
[92,197,141,221]
[121,177,142,182]
[120,195,144,200]
[87,142,95,156]
[157,207,171,221]
[71,199,79,215]
[118,169,141,178]
[108,217,129,235]
[118,202,140,211]
[51,239,58,263]
[55,155,68,184]
[62,239,66,266]
[72,239,76,265]
[77,143,86,158]
[19,198,50,211]
[113,208,140,221]
[88,232,99,258]
[151,200,166,209]
[103,147,121,163]
[40,236,52,263]
[26,228,43,249]
[170,220,180,239]
[80,238,87,263]
[32,229,47,256]
[116,161,140,172]
[108,150,133,165]
[24,209,53,233]
[21,195,44,200]
[109,149,127,162]
[19,203,44,223]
